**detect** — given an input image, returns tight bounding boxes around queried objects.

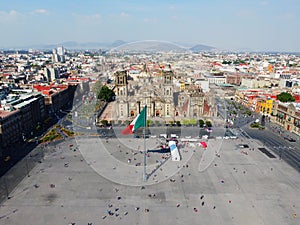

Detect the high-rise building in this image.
[52,46,65,63]
[44,67,59,82]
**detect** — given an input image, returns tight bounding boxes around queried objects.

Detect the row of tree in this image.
[100,119,212,127]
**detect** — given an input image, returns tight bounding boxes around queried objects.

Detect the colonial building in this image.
[272,101,300,136]
[176,85,205,117]
[114,69,175,120]
[113,69,211,122]
[0,92,47,156]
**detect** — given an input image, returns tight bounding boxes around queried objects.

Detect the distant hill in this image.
[110,40,127,48]
[3,41,217,52]
[109,40,190,53]
[190,44,216,52]
[10,41,126,50]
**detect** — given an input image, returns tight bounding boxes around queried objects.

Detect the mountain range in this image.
[2,40,216,52]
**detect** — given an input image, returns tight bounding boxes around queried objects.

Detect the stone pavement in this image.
[0,136,299,225]
[77,136,205,186]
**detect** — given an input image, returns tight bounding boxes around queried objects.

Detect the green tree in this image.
[101,120,108,126]
[277,92,295,102]
[182,119,189,126]
[147,120,152,127]
[205,120,212,127]
[199,119,205,128]
[189,118,197,125]
[97,85,115,102]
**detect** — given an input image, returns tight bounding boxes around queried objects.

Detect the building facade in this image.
[272,101,300,136]
[0,92,46,156]
[113,69,209,122]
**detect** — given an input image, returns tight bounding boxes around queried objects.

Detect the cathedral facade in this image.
[113,69,211,122]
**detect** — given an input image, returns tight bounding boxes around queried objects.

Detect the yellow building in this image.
[260,98,273,115]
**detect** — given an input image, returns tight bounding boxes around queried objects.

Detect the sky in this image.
[0,0,299,51]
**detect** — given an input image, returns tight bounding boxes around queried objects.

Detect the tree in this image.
[147,120,152,127]
[101,120,108,127]
[189,118,197,125]
[205,120,212,127]
[97,85,115,102]
[277,92,295,102]
[199,119,205,128]
[182,119,189,126]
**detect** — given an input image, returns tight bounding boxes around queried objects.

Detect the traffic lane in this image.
[243,126,295,150]
[242,126,300,171]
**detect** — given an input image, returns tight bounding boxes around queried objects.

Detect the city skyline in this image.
[0,0,300,52]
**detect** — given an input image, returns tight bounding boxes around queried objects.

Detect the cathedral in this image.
[113,68,212,122]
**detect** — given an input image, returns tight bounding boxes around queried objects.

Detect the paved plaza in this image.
[0,135,299,225]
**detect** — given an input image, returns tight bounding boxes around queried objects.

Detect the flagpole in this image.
[143,103,147,181]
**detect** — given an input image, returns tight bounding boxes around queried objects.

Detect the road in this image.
[241,124,300,172]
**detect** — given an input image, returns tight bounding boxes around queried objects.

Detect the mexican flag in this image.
[121,106,147,135]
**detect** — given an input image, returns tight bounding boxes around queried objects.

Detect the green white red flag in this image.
[121,106,147,135]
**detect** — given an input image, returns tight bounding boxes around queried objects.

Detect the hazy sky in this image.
[0,0,299,51]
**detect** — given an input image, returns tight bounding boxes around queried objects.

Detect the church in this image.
[113,68,212,122]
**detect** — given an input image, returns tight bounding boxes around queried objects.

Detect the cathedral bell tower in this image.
[162,69,174,117]
[115,70,128,98]
[114,70,128,118]
[163,69,173,98]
